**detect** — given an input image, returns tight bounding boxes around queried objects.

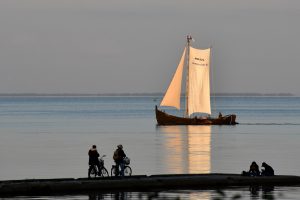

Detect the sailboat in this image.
[155,35,237,125]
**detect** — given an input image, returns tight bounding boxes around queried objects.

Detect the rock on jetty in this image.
[1,173,300,196]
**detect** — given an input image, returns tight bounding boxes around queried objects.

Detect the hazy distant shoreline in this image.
[0,93,295,97]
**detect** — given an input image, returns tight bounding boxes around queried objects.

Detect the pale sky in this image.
[0,0,299,94]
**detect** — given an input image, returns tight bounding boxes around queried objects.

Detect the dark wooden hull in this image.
[155,106,238,125]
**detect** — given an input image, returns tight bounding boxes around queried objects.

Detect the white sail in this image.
[188,47,211,115]
[160,48,186,109]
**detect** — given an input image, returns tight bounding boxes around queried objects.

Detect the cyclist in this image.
[113,144,126,176]
[88,145,101,178]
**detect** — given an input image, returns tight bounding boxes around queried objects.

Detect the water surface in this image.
[0,96,300,199]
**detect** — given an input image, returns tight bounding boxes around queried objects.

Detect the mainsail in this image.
[160,45,211,116]
[188,47,211,115]
[160,48,186,109]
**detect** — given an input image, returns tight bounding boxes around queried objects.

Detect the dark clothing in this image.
[218,112,222,118]
[114,148,126,162]
[249,162,260,176]
[88,163,101,177]
[261,163,274,176]
[89,148,100,165]
[115,160,125,176]
[242,161,260,177]
[114,148,126,176]
[88,148,101,177]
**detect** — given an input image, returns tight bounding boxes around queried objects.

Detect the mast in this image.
[185,35,192,117]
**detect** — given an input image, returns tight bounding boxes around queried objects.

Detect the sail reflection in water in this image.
[158,125,211,174]
[188,126,211,173]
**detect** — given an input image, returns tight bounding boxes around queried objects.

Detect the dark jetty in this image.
[1,173,300,196]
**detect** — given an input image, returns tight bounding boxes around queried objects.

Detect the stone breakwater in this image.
[1,173,300,196]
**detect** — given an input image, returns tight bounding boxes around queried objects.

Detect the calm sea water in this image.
[0,96,300,199]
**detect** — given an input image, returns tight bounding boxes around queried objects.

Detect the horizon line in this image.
[0,92,295,97]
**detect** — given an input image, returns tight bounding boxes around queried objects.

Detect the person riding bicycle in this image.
[88,145,101,178]
[113,144,126,176]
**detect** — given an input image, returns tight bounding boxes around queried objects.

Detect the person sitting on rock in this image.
[249,161,260,176]
[242,161,260,176]
[261,162,274,176]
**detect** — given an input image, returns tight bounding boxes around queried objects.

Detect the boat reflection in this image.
[157,125,211,174]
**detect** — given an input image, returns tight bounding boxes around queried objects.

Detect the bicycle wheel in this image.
[111,166,116,176]
[101,167,109,177]
[124,166,132,176]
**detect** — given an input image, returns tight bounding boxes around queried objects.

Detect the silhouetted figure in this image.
[88,145,101,178]
[261,162,274,176]
[249,161,260,176]
[113,144,126,176]
[242,161,260,176]
[218,112,222,118]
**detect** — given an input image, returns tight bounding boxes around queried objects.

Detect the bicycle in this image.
[88,155,109,178]
[111,157,132,176]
